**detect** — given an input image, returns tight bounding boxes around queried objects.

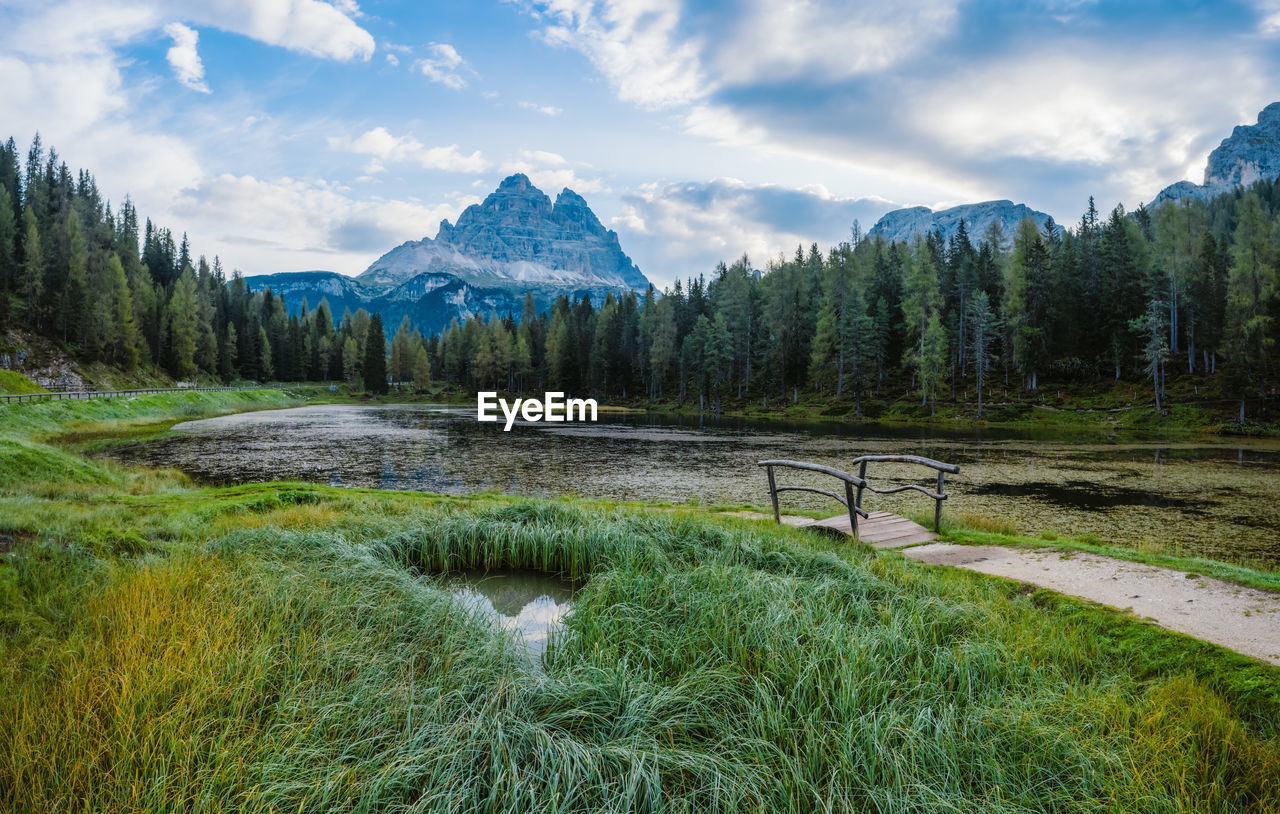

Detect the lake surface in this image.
[111,404,1280,568]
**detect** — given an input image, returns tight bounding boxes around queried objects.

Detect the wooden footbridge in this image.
[758,456,960,548]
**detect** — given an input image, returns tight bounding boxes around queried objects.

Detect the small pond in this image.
[445,569,577,663]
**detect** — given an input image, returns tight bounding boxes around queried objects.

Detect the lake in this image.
[109,404,1280,568]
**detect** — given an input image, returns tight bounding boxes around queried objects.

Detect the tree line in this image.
[0,134,1276,420]
[432,186,1279,421]
[0,135,418,396]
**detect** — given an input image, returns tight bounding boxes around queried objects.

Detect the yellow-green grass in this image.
[0,369,46,395]
[1,392,1278,812]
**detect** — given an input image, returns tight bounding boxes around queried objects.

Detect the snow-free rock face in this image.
[1152,102,1280,207]
[357,174,649,291]
[245,175,652,337]
[868,200,1059,247]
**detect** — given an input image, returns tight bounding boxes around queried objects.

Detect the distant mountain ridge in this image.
[868,199,1058,246]
[246,174,652,336]
[1152,102,1280,207]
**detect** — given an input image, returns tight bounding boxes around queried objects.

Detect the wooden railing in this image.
[757,459,870,535]
[850,455,960,532]
[758,454,960,535]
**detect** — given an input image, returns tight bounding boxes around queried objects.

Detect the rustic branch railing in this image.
[757,459,870,536]
[850,455,960,532]
[758,454,960,537]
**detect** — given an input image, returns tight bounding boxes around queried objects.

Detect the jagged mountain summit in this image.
[358,174,649,291]
[1152,102,1280,207]
[868,200,1058,247]
[246,174,652,337]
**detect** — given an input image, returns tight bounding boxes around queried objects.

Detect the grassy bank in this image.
[1,392,1279,812]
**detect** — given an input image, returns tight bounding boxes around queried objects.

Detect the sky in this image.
[1,0,1278,289]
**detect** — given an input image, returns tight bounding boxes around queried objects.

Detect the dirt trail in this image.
[903,544,1280,665]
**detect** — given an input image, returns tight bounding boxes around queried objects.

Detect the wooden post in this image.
[766,465,780,524]
[935,471,945,532]
[845,480,858,539]
[856,460,868,514]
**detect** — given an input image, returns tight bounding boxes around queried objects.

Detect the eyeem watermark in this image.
[477,391,598,431]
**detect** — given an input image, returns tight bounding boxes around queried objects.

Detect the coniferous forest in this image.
[2,135,1278,421]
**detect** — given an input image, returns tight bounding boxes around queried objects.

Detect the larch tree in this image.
[1223,192,1277,423]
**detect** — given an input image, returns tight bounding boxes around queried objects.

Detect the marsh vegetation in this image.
[1,392,1279,812]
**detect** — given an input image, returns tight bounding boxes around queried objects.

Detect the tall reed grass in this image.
[1,392,1278,812]
[3,499,1278,812]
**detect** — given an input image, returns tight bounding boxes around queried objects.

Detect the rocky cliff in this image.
[868,199,1058,247]
[358,174,649,291]
[246,174,652,337]
[1152,102,1280,206]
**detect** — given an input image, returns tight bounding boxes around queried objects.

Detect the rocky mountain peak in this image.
[1203,101,1280,188]
[355,175,649,292]
[1153,101,1280,207]
[497,172,534,192]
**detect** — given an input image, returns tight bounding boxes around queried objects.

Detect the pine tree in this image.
[1130,298,1170,411]
[107,254,141,369]
[165,270,199,378]
[61,209,87,344]
[363,313,387,394]
[902,236,941,403]
[258,325,273,381]
[967,291,999,418]
[342,336,359,385]
[920,312,949,416]
[0,186,14,329]
[1223,192,1277,423]
[19,207,43,328]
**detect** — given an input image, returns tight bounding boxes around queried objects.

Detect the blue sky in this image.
[1,0,1278,287]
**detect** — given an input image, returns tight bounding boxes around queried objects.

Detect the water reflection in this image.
[108,404,1280,567]
[445,569,576,663]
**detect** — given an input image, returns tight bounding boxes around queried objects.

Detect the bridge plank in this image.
[804,512,937,548]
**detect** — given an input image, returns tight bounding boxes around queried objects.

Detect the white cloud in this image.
[614,178,894,286]
[385,53,399,66]
[1254,1,1280,34]
[7,0,374,63]
[713,0,957,85]
[499,150,604,194]
[912,47,1270,200]
[519,101,562,116]
[415,42,470,89]
[518,0,957,109]
[185,0,374,61]
[530,0,708,109]
[0,0,378,278]
[164,22,210,92]
[329,127,490,173]
[172,173,479,271]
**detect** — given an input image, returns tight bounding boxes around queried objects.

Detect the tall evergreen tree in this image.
[363,312,388,394]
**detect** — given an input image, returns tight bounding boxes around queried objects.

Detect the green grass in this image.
[0,369,46,395]
[1,392,1278,812]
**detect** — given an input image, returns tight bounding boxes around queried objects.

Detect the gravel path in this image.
[903,544,1280,665]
